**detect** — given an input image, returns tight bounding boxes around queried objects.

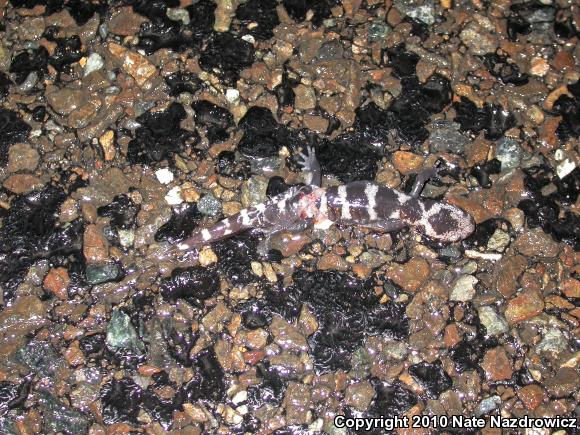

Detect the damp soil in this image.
[0,0,578,434]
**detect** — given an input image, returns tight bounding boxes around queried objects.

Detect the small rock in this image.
[495,254,528,297]
[450,275,478,301]
[213,0,237,32]
[108,42,157,86]
[270,315,309,353]
[460,22,498,55]
[536,328,567,354]
[392,151,424,175]
[482,347,512,381]
[495,137,522,170]
[167,8,190,25]
[241,176,268,208]
[478,306,509,336]
[303,114,329,134]
[386,258,430,293]
[344,381,374,411]
[514,228,560,257]
[543,367,579,398]
[298,305,318,337]
[505,291,545,324]
[198,247,218,266]
[486,229,511,252]
[98,130,116,161]
[155,168,174,185]
[197,193,222,217]
[7,142,39,173]
[43,267,70,300]
[245,328,268,349]
[164,186,183,205]
[84,52,104,77]
[39,391,90,434]
[529,57,549,76]
[202,303,232,333]
[474,395,501,417]
[85,263,121,285]
[516,385,544,410]
[107,6,147,36]
[317,253,348,271]
[46,87,88,117]
[83,224,109,263]
[118,229,134,248]
[294,84,316,110]
[106,310,144,353]
[284,382,312,425]
[3,174,43,194]
[64,340,85,367]
[561,278,580,298]
[428,121,469,153]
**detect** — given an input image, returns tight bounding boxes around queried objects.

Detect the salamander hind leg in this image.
[296,145,322,187]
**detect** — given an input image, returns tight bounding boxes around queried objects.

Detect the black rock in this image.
[79,333,106,357]
[154,203,202,243]
[48,35,84,73]
[239,299,272,329]
[266,176,294,197]
[98,194,140,230]
[483,53,529,86]
[216,151,251,180]
[181,347,226,402]
[9,47,49,84]
[367,380,418,417]
[0,72,12,99]
[463,218,512,250]
[236,0,279,40]
[160,266,220,307]
[237,106,287,157]
[408,360,453,399]
[0,377,32,415]
[282,0,336,26]
[100,378,142,424]
[213,231,261,286]
[127,102,196,164]
[454,97,516,140]
[192,100,234,143]
[199,33,255,85]
[470,158,502,189]
[165,71,202,96]
[0,108,31,165]
[384,44,420,78]
[247,363,286,408]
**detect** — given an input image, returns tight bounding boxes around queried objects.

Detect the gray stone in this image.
[474,395,501,417]
[14,340,65,377]
[536,328,567,353]
[197,193,222,217]
[39,391,90,435]
[478,306,509,336]
[85,263,121,285]
[241,176,268,208]
[368,22,390,43]
[106,310,144,353]
[450,275,478,301]
[84,52,104,77]
[429,121,469,153]
[487,229,511,252]
[496,137,522,170]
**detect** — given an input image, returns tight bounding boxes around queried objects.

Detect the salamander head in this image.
[419,201,475,242]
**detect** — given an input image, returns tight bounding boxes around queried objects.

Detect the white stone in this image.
[155,168,174,184]
[556,158,576,179]
[84,53,104,77]
[225,88,240,104]
[165,186,183,205]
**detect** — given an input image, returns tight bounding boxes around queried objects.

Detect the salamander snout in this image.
[421,202,475,243]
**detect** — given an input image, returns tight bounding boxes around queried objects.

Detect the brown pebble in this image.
[517,384,544,410]
[552,50,575,71]
[43,267,70,301]
[317,253,349,271]
[386,257,430,293]
[352,263,372,279]
[3,174,43,194]
[444,323,462,348]
[7,142,40,173]
[561,278,580,298]
[482,347,512,381]
[83,224,109,263]
[108,42,157,86]
[494,254,528,298]
[107,6,147,36]
[505,290,545,324]
[514,228,560,258]
[392,151,424,175]
[64,340,85,367]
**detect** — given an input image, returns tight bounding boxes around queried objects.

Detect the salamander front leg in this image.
[256,220,310,257]
[297,145,321,187]
[409,160,444,198]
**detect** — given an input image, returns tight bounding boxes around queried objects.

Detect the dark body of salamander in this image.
[177,148,475,254]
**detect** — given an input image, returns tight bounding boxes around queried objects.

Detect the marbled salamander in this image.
[178,147,475,255]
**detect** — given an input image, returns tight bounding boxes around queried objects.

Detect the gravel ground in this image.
[0,0,579,434]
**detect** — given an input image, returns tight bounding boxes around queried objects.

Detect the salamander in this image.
[177,147,475,255]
